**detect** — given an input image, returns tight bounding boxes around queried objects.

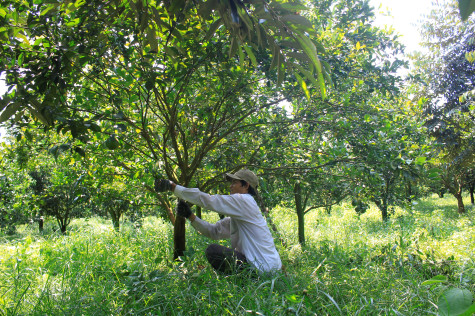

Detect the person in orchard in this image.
[155,169,282,274]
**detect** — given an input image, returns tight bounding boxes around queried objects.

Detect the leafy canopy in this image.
[0,0,329,126]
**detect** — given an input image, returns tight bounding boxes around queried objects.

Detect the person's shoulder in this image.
[235,193,255,201]
[238,194,259,209]
[229,193,259,210]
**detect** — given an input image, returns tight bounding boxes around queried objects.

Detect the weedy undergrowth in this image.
[0,195,473,315]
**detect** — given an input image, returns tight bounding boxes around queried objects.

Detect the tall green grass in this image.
[0,194,473,315]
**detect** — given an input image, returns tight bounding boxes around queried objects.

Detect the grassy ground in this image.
[0,194,473,315]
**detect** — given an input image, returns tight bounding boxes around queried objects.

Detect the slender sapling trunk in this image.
[294,182,305,246]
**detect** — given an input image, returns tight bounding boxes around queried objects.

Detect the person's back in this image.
[230,211,281,271]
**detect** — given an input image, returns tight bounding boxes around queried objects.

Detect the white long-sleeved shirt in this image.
[174,185,282,272]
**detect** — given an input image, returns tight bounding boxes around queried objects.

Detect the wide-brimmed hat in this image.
[225,169,259,189]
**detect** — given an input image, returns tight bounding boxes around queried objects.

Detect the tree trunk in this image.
[448,176,466,214]
[373,198,388,222]
[406,181,412,203]
[470,184,474,205]
[380,204,388,222]
[110,211,120,232]
[38,216,44,233]
[112,218,120,231]
[166,204,175,224]
[173,215,186,259]
[60,220,67,234]
[294,182,305,246]
[455,193,466,214]
[195,206,202,218]
[56,213,68,234]
[381,181,391,222]
[375,196,389,222]
[443,172,467,213]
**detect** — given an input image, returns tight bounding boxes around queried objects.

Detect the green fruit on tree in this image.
[105,135,119,150]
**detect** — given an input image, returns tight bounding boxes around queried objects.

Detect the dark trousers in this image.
[205,244,248,274]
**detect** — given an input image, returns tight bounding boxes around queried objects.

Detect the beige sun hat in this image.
[225,169,259,189]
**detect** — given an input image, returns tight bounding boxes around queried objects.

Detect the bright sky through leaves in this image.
[370,0,436,53]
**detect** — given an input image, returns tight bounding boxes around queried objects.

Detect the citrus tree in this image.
[410,0,475,212]
[0,133,41,234]
[240,0,418,245]
[100,183,131,232]
[347,101,430,221]
[1,0,320,257]
[0,0,329,127]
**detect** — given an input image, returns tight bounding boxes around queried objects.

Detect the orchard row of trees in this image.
[0,138,148,234]
[1,0,474,251]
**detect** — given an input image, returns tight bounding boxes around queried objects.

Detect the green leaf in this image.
[28,107,51,126]
[320,59,333,87]
[295,64,320,90]
[438,288,473,316]
[294,72,309,99]
[105,135,120,150]
[204,18,223,42]
[0,102,21,123]
[145,78,155,90]
[146,26,158,53]
[294,34,326,98]
[58,144,70,154]
[295,33,320,70]
[18,53,24,67]
[415,156,427,165]
[281,14,315,34]
[279,2,308,11]
[464,51,475,63]
[421,275,447,286]
[269,45,279,71]
[74,146,86,158]
[229,37,238,58]
[427,168,441,179]
[238,45,245,68]
[40,4,58,16]
[198,0,219,19]
[48,145,59,158]
[237,6,254,32]
[277,61,285,86]
[243,45,257,66]
[66,17,80,27]
[256,24,266,47]
[164,46,178,59]
[287,51,311,63]
[458,0,475,21]
[0,96,11,113]
[87,122,101,133]
[285,294,301,303]
[169,0,186,17]
[459,303,475,316]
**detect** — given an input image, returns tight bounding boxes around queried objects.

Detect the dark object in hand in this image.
[176,200,192,218]
[155,179,171,192]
